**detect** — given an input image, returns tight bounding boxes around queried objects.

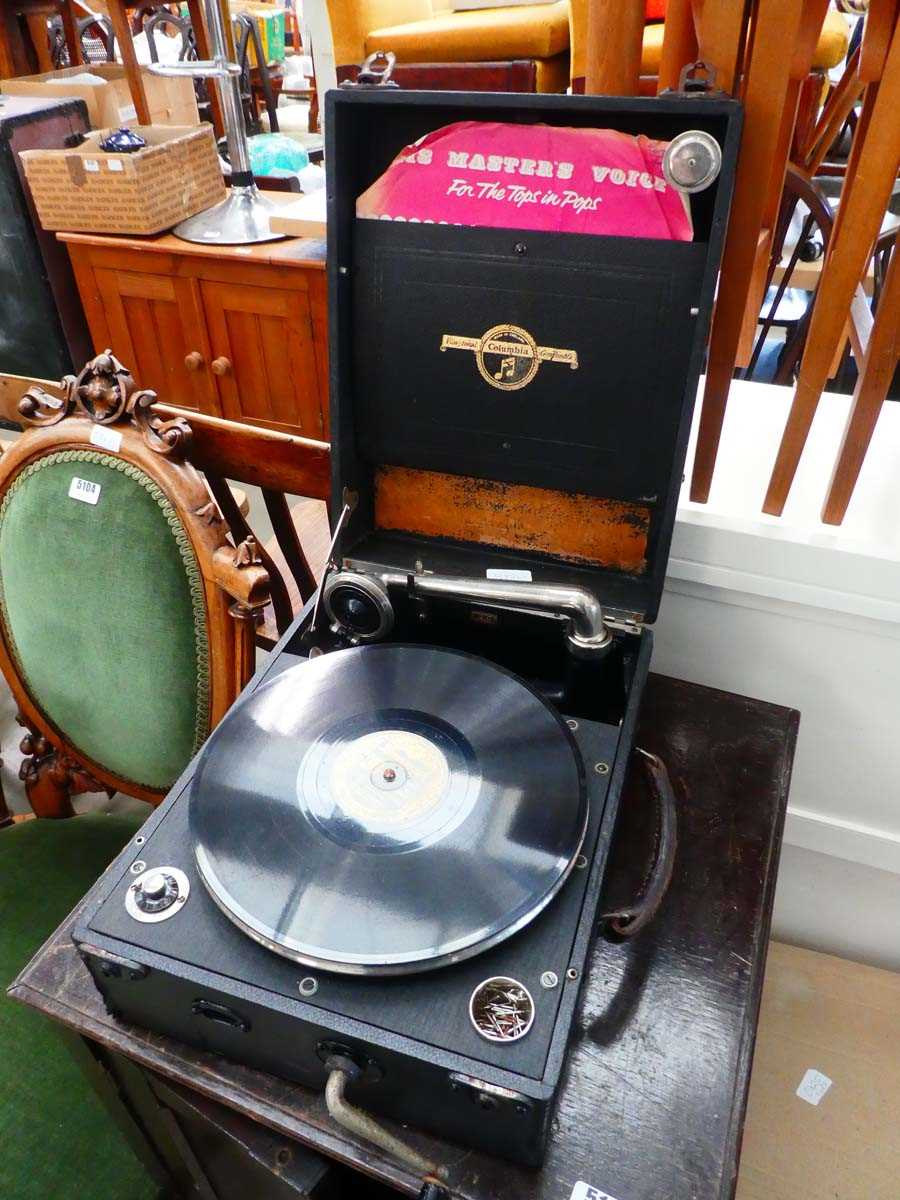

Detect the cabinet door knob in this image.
[211,357,232,377]
[184,351,204,372]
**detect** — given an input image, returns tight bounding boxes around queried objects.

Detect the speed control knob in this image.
[126,865,190,923]
[136,871,177,912]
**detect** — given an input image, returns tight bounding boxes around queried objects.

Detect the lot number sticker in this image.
[68,476,101,506]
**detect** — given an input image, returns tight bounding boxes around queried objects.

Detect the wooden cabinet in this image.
[62,230,329,439]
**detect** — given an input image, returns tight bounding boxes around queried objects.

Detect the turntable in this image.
[73,87,740,1178]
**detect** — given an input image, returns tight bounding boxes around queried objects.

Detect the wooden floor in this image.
[736,941,900,1200]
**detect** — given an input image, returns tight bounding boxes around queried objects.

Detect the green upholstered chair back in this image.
[0,353,271,811]
[0,449,209,791]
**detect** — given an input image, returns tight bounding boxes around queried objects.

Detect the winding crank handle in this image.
[600,748,678,939]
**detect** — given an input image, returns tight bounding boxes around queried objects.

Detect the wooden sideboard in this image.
[60,229,329,439]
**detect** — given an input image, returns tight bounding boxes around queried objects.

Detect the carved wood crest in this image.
[19,350,193,459]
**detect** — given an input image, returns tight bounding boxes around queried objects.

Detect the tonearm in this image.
[322,569,613,659]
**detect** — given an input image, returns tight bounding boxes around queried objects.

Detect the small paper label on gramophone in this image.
[68,477,101,506]
[487,568,533,582]
[569,1184,619,1200]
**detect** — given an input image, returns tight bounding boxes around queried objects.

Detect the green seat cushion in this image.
[0,450,210,790]
[0,813,159,1200]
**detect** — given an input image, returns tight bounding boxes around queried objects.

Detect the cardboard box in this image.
[0,64,198,129]
[736,942,900,1200]
[231,3,286,65]
[19,125,225,236]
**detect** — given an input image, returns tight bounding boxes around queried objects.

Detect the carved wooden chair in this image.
[0,351,276,819]
[0,352,331,1197]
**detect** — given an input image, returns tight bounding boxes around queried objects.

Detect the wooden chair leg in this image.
[24,13,53,71]
[105,1,152,124]
[689,0,825,502]
[585,0,645,95]
[859,0,900,83]
[802,47,863,174]
[737,0,835,366]
[0,754,12,829]
[763,21,900,515]
[657,0,698,93]
[0,7,31,75]
[693,0,752,95]
[60,0,83,66]
[821,234,900,525]
[308,66,320,134]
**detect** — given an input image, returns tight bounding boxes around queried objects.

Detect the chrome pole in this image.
[149,0,283,244]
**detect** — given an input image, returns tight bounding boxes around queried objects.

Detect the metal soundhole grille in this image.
[469,977,535,1042]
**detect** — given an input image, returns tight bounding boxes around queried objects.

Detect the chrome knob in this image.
[126,865,190,921]
[141,872,169,902]
[135,870,177,913]
[662,130,722,193]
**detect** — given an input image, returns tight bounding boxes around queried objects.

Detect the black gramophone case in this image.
[73,88,741,1168]
[327,87,741,624]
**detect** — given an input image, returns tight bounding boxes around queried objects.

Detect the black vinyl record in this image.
[190,645,587,975]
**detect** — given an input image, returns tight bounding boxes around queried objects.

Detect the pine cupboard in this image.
[60,230,329,439]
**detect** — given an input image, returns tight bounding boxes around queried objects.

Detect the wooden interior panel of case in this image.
[375,466,649,571]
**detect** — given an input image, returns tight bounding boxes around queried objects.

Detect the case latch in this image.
[342,51,399,89]
[672,60,722,96]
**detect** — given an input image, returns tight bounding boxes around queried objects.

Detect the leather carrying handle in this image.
[600,748,678,939]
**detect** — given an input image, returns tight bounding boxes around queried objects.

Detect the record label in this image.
[297,711,479,852]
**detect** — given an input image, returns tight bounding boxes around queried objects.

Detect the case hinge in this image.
[448,1072,533,1116]
[604,610,645,635]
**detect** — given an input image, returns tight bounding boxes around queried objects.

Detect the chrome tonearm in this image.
[322,569,614,658]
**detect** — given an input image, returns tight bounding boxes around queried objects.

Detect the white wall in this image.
[655,379,900,969]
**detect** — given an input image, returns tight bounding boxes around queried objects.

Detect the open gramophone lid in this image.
[190,644,587,976]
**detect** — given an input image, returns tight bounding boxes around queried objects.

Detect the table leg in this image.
[821,234,900,524]
[106,1,152,124]
[762,20,900,515]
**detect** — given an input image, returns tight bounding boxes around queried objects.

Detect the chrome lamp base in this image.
[174,184,285,245]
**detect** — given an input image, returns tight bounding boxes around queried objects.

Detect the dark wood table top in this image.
[10,673,798,1200]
